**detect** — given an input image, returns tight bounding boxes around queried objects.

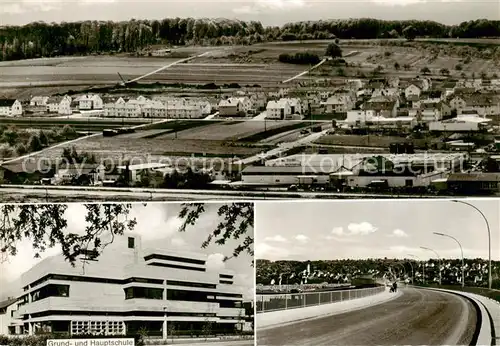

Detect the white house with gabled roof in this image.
[78,94,103,110]
[47,95,72,115]
[0,99,22,117]
[30,96,49,107]
[266,99,291,120]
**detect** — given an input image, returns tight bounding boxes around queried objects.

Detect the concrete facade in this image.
[0,299,20,336]
[9,234,245,337]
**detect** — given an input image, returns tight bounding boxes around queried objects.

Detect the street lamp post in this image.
[421,247,442,285]
[408,254,425,284]
[452,200,491,290]
[405,259,414,284]
[434,232,465,289]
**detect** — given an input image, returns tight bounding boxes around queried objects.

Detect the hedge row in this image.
[0,334,143,346]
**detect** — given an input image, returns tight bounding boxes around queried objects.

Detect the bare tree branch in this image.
[178,203,254,266]
[0,204,137,267]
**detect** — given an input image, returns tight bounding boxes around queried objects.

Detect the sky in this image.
[0,202,254,301]
[255,199,500,262]
[0,0,498,26]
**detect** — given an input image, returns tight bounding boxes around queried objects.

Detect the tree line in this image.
[256,258,499,287]
[0,18,498,61]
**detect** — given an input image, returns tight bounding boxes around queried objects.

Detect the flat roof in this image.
[366,117,415,123]
[268,153,466,165]
[209,180,232,185]
[450,117,492,123]
[432,178,448,183]
[242,166,331,174]
[117,163,169,170]
[448,173,500,182]
[330,171,354,176]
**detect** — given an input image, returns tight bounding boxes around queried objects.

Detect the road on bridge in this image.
[257,287,477,346]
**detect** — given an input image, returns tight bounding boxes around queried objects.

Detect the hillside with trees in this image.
[0,18,498,61]
[256,259,500,288]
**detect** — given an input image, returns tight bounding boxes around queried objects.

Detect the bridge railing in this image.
[256,283,352,292]
[256,286,385,313]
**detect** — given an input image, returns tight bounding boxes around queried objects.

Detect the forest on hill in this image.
[0,18,498,61]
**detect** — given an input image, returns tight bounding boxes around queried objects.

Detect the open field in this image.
[0,39,498,98]
[235,40,500,77]
[115,129,173,139]
[155,120,309,141]
[314,134,430,148]
[237,122,312,142]
[16,136,269,165]
[75,136,267,158]
[0,53,305,90]
[0,117,148,131]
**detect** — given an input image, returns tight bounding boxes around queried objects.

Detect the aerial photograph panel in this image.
[0,1,499,202]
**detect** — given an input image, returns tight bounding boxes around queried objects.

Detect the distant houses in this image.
[266,98,303,120]
[29,96,49,107]
[46,95,72,115]
[0,99,23,117]
[77,94,103,110]
[103,96,210,119]
[53,163,106,185]
[324,95,354,113]
[218,97,250,117]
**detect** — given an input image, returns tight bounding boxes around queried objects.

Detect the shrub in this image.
[420,67,431,74]
[0,143,13,158]
[27,134,43,152]
[325,43,342,58]
[440,68,450,76]
[278,52,320,65]
[15,143,27,156]
[0,334,145,346]
[61,125,76,139]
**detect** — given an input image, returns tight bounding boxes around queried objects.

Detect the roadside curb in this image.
[257,287,401,331]
[419,287,494,346]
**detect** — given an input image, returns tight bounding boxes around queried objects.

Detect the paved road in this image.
[0,186,288,202]
[236,130,329,165]
[257,288,477,346]
[282,59,327,84]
